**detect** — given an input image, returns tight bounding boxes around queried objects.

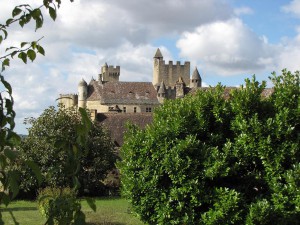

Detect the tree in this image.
[18,105,117,196]
[0,0,73,206]
[0,1,98,223]
[119,70,300,225]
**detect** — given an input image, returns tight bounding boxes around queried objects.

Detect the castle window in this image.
[123,107,126,113]
[134,107,137,113]
[146,107,151,112]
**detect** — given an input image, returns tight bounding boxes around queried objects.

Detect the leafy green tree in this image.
[0,0,72,209]
[18,105,117,196]
[119,70,300,225]
[0,1,99,223]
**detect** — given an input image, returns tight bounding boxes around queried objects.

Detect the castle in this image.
[59,48,274,146]
[59,48,202,118]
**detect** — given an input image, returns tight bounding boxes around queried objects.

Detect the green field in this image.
[0,198,144,225]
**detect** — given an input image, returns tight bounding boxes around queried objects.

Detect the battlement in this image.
[58,94,78,108]
[60,93,78,98]
[101,64,120,82]
[154,60,190,87]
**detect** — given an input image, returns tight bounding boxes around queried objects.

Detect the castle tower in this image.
[101,63,120,82]
[175,76,185,99]
[78,78,88,108]
[190,67,202,88]
[157,80,166,103]
[153,48,163,87]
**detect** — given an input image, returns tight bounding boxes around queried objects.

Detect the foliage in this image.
[17,105,117,197]
[0,0,69,71]
[0,1,100,224]
[0,75,21,206]
[119,70,300,225]
[38,187,81,225]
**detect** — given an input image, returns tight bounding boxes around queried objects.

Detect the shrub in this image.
[119,70,300,224]
[37,187,82,225]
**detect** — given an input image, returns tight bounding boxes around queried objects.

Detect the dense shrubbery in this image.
[17,105,117,197]
[119,70,300,225]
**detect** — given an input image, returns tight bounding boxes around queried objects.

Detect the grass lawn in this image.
[0,198,144,225]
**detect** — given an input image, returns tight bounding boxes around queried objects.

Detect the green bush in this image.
[119,70,300,224]
[17,105,117,197]
[37,187,82,225]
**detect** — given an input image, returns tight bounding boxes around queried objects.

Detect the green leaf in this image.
[74,210,86,225]
[11,51,18,58]
[20,42,28,48]
[18,52,27,64]
[5,46,17,52]
[2,193,11,206]
[37,45,45,56]
[6,18,13,26]
[27,49,36,62]
[0,75,12,94]
[3,58,10,67]
[79,107,92,131]
[86,198,97,212]
[49,7,57,21]
[31,8,41,19]
[4,148,18,161]
[12,7,22,17]
[25,161,43,185]
[2,29,8,39]
[31,41,37,49]
[7,131,21,146]
[19,18,25,28]
[72,177,81,189]
[35,18,43,31]
[0,35,3,44]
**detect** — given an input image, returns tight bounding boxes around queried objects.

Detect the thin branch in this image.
[0,36,44,60]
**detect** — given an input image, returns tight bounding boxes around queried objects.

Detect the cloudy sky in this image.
[1,0,300,134]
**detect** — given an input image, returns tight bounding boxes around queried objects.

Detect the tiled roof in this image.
[87,80,159,105]
[97,113,153,146]
[158,80,166,94]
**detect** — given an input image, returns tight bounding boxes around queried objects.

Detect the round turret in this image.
[78,78,88,108]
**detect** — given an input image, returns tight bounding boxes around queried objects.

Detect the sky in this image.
[1,0,300,134]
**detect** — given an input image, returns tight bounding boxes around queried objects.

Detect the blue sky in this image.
[1,0,300,134]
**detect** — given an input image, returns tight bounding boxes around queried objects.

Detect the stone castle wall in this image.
[58,94,78,108]
[102,65,120,82]
[154,59,190,87]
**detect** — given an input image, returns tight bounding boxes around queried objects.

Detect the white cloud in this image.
[176,18,277,75]
[282,0,300,17]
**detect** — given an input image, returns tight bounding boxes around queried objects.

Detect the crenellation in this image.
[101,64,120,82]
[59,93,78,108]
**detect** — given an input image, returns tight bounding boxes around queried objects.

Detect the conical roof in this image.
[78,78,87,86]
[192,67,201,80]
[158,80,166,94]
[154,48,163,58]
